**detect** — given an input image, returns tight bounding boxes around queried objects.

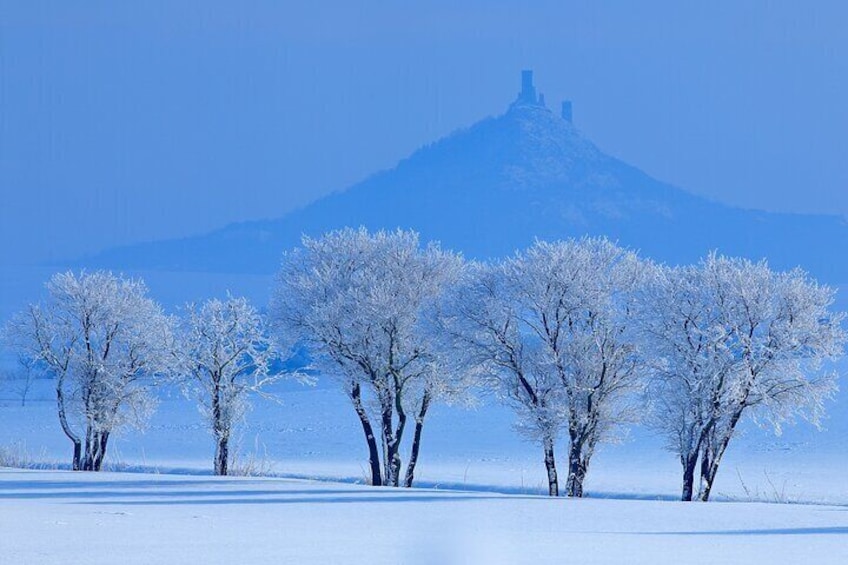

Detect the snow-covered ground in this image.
[2,377,847,505]
[3,468,847,565]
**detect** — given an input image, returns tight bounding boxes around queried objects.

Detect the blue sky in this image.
[2,1,847,266]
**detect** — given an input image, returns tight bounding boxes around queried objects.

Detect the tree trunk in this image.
[350,383,382,486]
[699,410,743,502]
[698,441,714,501]
[681,452,698,502]
[565,438,589,498]
[403,391,431,488]
[81,431,94,471]
[81,428,110,471]
[699,436,731,502]
[94,430,110,471]
[381,391,407,488]
[211,383,231,476]
[381,406,401,487]
[56,376,82,470]
[215,435,229,476]
[543,436,559,497]
[71,440,82,471]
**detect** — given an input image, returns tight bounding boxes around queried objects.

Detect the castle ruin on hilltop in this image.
[514,69,572,123]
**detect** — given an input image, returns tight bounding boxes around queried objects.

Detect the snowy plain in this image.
[3,468,848,565]
[3,376,848,564]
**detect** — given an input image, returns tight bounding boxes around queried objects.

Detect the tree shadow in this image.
[79,493,532,506]
[637,527,848,536]
[0,487,364,500]
[0,479,247,491]
[0,475,546,505]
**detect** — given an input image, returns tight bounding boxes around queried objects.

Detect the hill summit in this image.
[89,71,848,281]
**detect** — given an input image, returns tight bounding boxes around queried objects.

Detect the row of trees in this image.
[4,272,277,474]
[4,228,845,501]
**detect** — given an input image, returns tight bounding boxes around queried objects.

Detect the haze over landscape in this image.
[3,3,848,564]
[3,1,848,269]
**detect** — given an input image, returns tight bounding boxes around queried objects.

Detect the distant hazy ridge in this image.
[88,74,848,283]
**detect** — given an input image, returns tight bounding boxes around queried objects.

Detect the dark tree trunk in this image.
[81,428,111,471]
[681,452,699,502]
[381,406,394,486]
[350,383,382,486]
[381,407,403,487]
[71,440,82,471]
[211,382,230,476]
[381,390,407,488]
[215,435,230,476]
[82,427,94,471]
[94,431,110,471]
[698,442,714,501]
[699,409,743,502]
[699,436,731,502]
[402,391,431,488]
[565,438,589,498]
[543,436,559,497]
[56,377,82,470]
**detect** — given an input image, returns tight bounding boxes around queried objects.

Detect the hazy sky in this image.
[3,1,848,266]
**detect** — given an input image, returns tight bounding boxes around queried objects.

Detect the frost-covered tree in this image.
[638,255,845,501]
[515,239,647,498]
[636,262,735,501]
[5,271,174,471]
[442,238,647,497]
[439,262,564,496]
[178,296,277,476]
[271,228,463,487]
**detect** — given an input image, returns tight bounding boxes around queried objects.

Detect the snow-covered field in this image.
[2,379,848,504]
[4,371,848,564]
[3,468,847,565]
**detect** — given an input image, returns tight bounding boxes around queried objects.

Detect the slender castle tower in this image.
[519,70,538,104]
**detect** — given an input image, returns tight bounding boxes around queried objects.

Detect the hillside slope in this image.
[87,75,848,281]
